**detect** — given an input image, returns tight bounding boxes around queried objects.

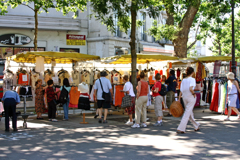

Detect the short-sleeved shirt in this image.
[46,87,56,102]
[180,77,196,98]
[2,90,20,103]
[166,75,177,92]
[123,81,135,97]
[152,81,162,97]
[60,86,71,92]
[94,77,112,100]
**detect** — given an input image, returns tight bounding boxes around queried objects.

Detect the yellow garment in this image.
[59,72,70,85]
[202,65,206,79]
[44,73,52,83]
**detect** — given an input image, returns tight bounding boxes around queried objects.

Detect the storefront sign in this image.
[0,34,31,46]
[66,34,86,46]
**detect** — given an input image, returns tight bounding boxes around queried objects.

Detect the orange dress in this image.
[114,85,125,106]
[69,87,80,105]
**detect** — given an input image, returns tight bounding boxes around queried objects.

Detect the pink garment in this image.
[69,104,78,108]
[0,102,4,113]
[56,88,61,99]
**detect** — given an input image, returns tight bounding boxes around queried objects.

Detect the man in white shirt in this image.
[94,71,113,123]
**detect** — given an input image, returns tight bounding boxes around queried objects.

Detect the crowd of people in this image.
[2,67,240,133]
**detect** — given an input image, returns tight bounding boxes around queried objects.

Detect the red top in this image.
[46,87,56,103]
[152,81,162,97]
[139,81,149,96]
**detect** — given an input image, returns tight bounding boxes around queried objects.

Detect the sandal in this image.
[176,130,185,134]
[194,128,200,132]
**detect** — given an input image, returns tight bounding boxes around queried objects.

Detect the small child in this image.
[46,79,58,122]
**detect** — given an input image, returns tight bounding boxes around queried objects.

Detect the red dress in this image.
[210,82,219,112]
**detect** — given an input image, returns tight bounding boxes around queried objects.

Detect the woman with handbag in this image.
[60,78,71,121]
[177,67,200,134]
[152,73,163,126]
[121,75,135,125]
[131,72,149,128]
[35,79,48,120]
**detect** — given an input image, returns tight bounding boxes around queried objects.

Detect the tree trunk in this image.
[130,1,137,93]
[172,1,201,58]
[34,8,38,51]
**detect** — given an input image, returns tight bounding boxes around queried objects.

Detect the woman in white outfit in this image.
[177,67,200,134]
[225,72,240,121]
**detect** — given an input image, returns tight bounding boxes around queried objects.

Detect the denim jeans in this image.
[63,98,69,119]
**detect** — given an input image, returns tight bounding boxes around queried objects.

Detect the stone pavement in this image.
[0,107,240,160]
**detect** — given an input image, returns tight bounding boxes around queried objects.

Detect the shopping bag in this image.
[121,95,132,108]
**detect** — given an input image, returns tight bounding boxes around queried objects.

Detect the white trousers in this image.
[177,96,200,132]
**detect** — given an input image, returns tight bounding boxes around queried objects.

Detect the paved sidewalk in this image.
[0,108,240,160]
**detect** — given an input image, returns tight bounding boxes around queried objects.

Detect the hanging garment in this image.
[177,69,181,78]
[72,71,80,85]
[35,57,45,73]
[44,73,52,83]
[78,93,90,110]
[210,82,219,112]
[194,93,201,107]
[69,87,80,105]
[202,65,206,79]
[59,72,70,85]
[31,73,39,90]
[196,62,202,82]
[219,83,227,113]
[113,73,120,84]
[18,73,29,85]
[114,85,125,106]
[202,80,207,101]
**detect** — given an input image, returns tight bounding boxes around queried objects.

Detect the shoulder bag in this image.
[99,79,111,102]
[121,83,132,108]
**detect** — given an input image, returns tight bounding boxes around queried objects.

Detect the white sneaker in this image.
[131,123,140,128]
[141,123,147,128]
[125,121,133,125]
[224,118,230,121]
[52,119,58,122]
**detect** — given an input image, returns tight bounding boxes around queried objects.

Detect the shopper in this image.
[177,67,200,134]
[94,71,113,123]
[152,73,163,126]
[132,72,149,128]
[2,90,20,132]
[60,78,71,121]
[224,72,240,121]
[46,79,58,122]
[94,73,103,119]
[165,70,177,116]
[121,75,135,125]
[35,79,47,120]
[161,75,167,110]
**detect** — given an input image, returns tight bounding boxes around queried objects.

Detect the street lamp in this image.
[231,0,236,75]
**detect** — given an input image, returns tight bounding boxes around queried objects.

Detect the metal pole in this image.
[231,0,236,75]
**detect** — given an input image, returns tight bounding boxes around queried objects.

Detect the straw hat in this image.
[227,72,235,80]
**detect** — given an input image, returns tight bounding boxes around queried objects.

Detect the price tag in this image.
[22,75,28,82]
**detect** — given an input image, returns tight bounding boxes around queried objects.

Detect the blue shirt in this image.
[2,90,20,103]
[166,75,177,92]
[94,77,112,100]
[60,86,71,92]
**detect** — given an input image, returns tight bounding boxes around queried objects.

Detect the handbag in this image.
[121,84,132,108]
[99,79,111,102]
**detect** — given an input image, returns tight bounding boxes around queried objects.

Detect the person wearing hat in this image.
[94,71,113,123]
[225,72,240,121]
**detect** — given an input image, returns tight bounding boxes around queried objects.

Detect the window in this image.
[196,41,201,47]
[114,15,122,37]
[140,13,146,41]
[197,49,201,55]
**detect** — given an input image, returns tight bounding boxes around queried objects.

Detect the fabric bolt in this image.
[69,87,80,105]
[135,96,148,124]
[209,82,219,112]
[35,85,45,114]
[177,96,200,132]
[154,96,163,117]
[114,85,125,106]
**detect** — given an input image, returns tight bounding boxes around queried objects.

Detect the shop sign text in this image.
[0,34,31,46]
[66,34,86,46]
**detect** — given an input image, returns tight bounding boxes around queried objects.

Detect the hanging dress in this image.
[210,82,219,112]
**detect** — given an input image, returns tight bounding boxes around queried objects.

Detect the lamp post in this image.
[231,0,236,75]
